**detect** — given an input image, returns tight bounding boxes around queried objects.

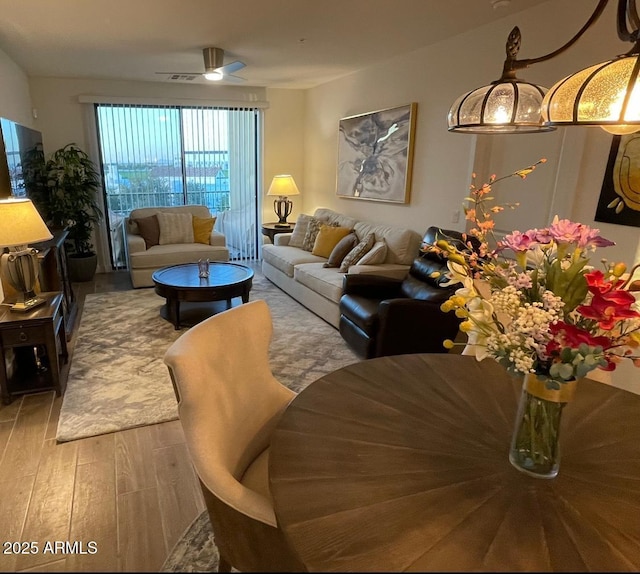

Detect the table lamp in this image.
[267,175,300,227]
[0,197,53,312]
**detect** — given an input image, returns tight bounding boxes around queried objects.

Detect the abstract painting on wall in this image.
[595,134,640,228]
[336,103,417,204]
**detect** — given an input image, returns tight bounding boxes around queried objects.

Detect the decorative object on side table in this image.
[266,174,300,227]
[0,197,53,311]
[431,159,640,478]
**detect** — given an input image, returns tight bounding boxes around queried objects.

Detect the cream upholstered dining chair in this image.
[163,300,305,572]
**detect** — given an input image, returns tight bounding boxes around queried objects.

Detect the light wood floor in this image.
[0,272,205,572]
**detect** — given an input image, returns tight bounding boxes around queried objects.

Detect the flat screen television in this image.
[0,117,44,199]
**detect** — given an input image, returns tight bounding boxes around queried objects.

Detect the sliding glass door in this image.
[95,104,261,268]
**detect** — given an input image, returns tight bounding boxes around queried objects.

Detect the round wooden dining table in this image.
[269,354,640,572]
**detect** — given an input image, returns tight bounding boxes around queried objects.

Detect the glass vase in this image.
[508,374,578,479]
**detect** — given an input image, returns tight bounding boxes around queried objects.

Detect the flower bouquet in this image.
[429,159,640,477]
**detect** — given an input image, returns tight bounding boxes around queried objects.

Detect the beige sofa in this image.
[261,208,422,328]
[126,205,229,288]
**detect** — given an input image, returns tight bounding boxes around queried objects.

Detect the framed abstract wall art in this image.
[595,133,640,228]
[336,103,417,204]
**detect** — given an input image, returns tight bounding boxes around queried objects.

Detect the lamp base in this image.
[274,223,291,229]
[273,197,293,225]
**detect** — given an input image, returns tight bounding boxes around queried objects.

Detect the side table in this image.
[261,222,293,243]
[0,292,68,404]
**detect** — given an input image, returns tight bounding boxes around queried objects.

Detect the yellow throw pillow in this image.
[312,225,352,258]
[193,216,217,244]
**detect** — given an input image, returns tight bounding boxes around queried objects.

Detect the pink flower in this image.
[532,228,554,245]
[499,230,538,253]
[578,226,615,249]
[547,219,615,249]
[547,219,583,244]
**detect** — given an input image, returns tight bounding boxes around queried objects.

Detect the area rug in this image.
[161,511,219,572]
[56,273,360,442]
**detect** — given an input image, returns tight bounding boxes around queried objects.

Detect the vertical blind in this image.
[95,103,260,267]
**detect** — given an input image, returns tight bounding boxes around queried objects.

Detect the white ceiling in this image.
[0,0,550,89]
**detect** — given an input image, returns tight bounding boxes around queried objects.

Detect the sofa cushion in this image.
[312,225,352,258]
[129,243,228,269]
[136,214,160,249]
[294,263,345,303]
[302,217,325,251]
[313,208,358,229]
[261,244,325,277]
[289,214,314,248]
[354,221,421,265]
[324,232,358,268]
[193,215,217,244]
[339,233,375,272]
[157,212,194,245]
[358,239,387,265]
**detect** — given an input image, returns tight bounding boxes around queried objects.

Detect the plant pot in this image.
[68,253,98,282]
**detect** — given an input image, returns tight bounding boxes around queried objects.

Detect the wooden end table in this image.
[0,292,68,404]
[261,222,293,243]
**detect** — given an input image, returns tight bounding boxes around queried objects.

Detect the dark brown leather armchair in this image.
[339,226,472,359]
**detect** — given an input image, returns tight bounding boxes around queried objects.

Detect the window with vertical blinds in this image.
[95,103,260,267]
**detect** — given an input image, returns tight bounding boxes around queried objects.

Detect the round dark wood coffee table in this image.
[152,262,254,329]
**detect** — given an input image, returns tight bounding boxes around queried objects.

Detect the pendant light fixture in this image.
[542,1,640,134]
[448,0,640,135]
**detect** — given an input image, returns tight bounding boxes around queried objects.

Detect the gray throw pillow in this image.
[323,233,358,268]
[358,239,387,265]
[289,214,313,248]
[301,219,339,252]
[302,217,324,251]
[339,232,375,272]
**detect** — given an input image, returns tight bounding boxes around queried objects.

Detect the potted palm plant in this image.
[35,143,103,282]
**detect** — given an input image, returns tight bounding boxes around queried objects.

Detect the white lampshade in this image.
[0,197,53,247]
[542,54,640,135]
[267,175,300,197]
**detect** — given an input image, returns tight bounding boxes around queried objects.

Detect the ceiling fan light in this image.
[448,80,554,133]
[542,54,640,134]
[204,70,224,81]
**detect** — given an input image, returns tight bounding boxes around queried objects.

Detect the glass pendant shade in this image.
[448,79,555,133]
[542,54,640,135]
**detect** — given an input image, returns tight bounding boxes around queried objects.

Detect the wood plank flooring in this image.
[0,272,205,572]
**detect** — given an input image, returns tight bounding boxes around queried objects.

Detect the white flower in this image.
[441,260,474,289]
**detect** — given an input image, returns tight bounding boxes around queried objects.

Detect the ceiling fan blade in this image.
[218,60,245,75]
[220,73,246,83]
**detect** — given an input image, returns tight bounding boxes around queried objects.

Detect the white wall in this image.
[263,88,305,225]
[0,48,34,127]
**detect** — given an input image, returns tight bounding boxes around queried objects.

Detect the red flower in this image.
[549,321,612,349]
[577,289,640,330]
[547,322,618,371]
[584,270,624,295]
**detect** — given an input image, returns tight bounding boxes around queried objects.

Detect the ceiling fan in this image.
[156,47,246,83]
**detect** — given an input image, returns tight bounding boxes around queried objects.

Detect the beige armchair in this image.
[126,205,229,288]
[163,300,305,572]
